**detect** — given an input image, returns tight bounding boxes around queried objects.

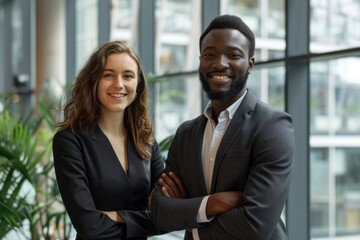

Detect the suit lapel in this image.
[193,116,209,195]
[209,91,257,193]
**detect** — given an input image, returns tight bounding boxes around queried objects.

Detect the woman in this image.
[53,41,164,239]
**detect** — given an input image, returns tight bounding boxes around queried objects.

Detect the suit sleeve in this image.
[53,130,126,240]
[118,141,165,238]
[150,127,204,231]
[198,112,295,240]
[118,142,164,238]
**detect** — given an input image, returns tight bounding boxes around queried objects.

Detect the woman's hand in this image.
[158,171,188,199]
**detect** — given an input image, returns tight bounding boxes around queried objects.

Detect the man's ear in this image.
[248,57,255,70]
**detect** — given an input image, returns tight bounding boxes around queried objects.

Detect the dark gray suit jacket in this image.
[151,91,295,240]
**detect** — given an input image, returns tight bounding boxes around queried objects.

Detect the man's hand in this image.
[158,171,188,199]
[206,191,244,218]
[158,172,244,219]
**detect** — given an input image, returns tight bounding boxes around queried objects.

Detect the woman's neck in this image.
[98,113,126,138]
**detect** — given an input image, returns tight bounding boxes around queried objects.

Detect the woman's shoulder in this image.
[54,127,72,138]
[53,126,94,142]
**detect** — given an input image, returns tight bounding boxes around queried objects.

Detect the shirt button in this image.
[210,157,215,162]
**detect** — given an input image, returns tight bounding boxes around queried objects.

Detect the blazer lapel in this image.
[209,91,257,193]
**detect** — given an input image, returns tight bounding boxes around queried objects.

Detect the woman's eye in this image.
[123,74,135,80]
[103,73,113,78]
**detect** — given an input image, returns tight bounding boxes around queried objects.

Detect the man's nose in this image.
[212,55,229,69]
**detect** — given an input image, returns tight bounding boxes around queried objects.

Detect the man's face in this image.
[199,28,254,101]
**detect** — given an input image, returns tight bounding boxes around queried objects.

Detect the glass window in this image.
[75,0,98,73]
[154,0,201,74]
[334,148,360,236]
[150,72,201,141]
[248,64,285,111]
[11,0,23,75]
[310,0,360,53]
[0,5,3,89]
[110,0,139,50]
[310,148,330,237]
[6,0,34,118]
[310,57,360,239]
[222,0,286,61]
[310,147,360,238]
[310,58,360,135]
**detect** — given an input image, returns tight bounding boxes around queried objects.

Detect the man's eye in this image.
[230,53,242,58]
[201,53,215,58]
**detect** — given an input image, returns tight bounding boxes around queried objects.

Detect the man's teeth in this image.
[212,75,229,79]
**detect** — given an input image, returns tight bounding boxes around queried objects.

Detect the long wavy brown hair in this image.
[57,41,154,159]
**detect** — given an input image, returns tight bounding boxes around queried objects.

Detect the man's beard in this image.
[199,71,250,101]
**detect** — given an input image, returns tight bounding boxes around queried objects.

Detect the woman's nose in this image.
[114,75,124,87]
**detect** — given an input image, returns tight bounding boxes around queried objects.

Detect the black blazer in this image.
[53,124,164,240]
[151,90,295,240]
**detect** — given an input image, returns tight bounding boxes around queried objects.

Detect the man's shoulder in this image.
[176,115,206,133]
[254,100,292,119]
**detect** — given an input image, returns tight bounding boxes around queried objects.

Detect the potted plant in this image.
[0,93,72,239]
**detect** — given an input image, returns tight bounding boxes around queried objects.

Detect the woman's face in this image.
[97,53,138,114]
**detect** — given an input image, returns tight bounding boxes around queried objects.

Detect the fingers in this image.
[168,172,188,198]
[162,172,180,195]
[161,185,171,197]
[158,174,177,197]
[158,171,188,198]
[159,177,174,197]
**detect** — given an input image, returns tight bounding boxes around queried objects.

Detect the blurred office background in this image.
[0,0,360,239]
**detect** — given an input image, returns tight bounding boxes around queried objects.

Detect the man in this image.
[150,14,295,240]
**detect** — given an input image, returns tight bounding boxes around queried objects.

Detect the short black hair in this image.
[199,14,255,57]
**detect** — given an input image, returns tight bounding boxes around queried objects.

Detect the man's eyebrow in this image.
[201,46,216,51]
[228,46,243,51]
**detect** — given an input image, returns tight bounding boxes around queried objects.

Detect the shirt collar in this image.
[204,90,247,121]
